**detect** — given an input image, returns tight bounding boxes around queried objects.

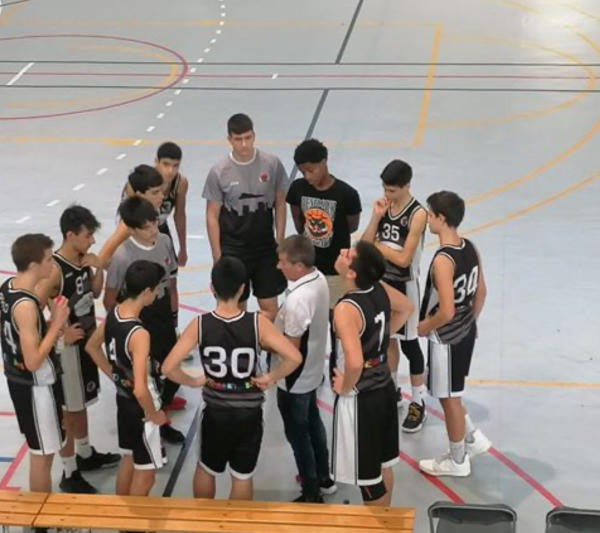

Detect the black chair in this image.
[428,501,517,532]
[546,506,600,532]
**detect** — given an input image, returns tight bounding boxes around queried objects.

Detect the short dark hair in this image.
[11,234,54,272]
[350,241,386,290]
[128,164,163,193]
[277,235,315,268]
[118,197,158,229]
[59,204,100,238]
[427,191,465,228]
[211,256,247,300]
[157,142,182,161]
[119,260,165,301]
[293,138,328,166]
[380,160,412,187]
[227,113,254,136]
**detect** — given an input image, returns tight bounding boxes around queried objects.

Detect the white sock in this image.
[464,414,476,443]
[75,437,92,459]
[412,384,426,405]
[449,440,466,464]
[62,455,77,478]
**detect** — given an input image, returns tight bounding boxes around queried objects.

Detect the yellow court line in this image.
[412,24,442,147]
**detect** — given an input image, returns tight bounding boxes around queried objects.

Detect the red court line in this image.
[0,441,28,490]
[316,398,463,504]
[0,412,16,416]
[403,393,564,507]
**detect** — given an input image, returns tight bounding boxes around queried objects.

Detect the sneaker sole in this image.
[467,442,492,458]
[320,485,338,495]
[419,466,471,477]
[401,412,427,433]
[78,461,121,471]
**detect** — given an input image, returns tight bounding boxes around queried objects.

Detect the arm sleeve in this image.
[345,185,362,215]
[285,179,300,205]
[274,158,291,194]
[282,296,312,338]
[201,168,223,203]
[105,252,127,291]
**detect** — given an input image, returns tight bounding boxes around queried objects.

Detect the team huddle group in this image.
[0,112,492,513]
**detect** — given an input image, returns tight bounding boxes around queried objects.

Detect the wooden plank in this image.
[38,503,414,530]
[0,490,47,503]
[0,512,36,527]
[35,514,414,532]
[0,501,42,514]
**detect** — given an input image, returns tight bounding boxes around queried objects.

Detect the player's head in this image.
[227,113,255,160]
[119,260,165,306]
[335,240,385,290]
[59,204,101,254]
[11,233,55,278]
[155,142,182,182]
[426,190,465,232]
[380,160,412,201]
[118,197,159,245]
[277,235,315,281]
[128,164,164,210]
[294,138,329,187]
[210,256,247,302]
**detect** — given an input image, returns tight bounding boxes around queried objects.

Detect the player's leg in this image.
[116,454,134,495]
[195,405,227,498]
[30,453,54,492]
[193,465,216,499]
[229,406,263,501]
[254,251,286,321]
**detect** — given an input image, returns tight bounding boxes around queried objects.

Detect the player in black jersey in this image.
[362,160,428,432]
[1,234,69,493]
[86,261,179,496]
[330,241,413,506]
[417,191,491,478]
[35,205,120,494]
[162,256,301,501]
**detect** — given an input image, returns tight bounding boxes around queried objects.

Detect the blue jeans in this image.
[277,388,330,496]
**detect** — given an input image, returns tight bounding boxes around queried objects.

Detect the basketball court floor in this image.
[1,0,599,531]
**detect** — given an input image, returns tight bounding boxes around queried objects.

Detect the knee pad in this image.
[400,339,425,375]
[360,481,386,502]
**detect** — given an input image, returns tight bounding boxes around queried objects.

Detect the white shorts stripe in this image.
[331,394,359,485]
[137,421,163,470]
[396,279,420,341]
[30,385,63,455]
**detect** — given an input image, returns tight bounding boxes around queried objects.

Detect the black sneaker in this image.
[396,387,403,406]
[294,492,324,503]
[59,470,98,494]
[76,447,121,471]
[319,477,338,495]
[402,401,427,433]
[160,424,185,444]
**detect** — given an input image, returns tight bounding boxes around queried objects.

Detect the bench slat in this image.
[0,501,43,514]
[0,490,48,504]
[0,512,36,527]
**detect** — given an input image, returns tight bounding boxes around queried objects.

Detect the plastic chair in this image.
[546,506,600,532]
[428,500,517,532]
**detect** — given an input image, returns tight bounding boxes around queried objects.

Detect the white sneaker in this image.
[419,453,471,477]
[466,429,492,458]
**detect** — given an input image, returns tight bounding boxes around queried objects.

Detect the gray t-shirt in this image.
[202,149,289,257]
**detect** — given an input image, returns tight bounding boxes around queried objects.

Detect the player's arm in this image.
[347,214,360,234]
[381,281,414,334]
[251,314,301,389]
[274,189,287,244]
[97,221,129,270]
[84,324,112,378]
[103,252,125,311]
[289,205,305,234]
[362,198,388,242]
[14,297,69,372]
[332,302,364,395]
[34,262,61,308]
[103,287,119,312]
[206,200,222,262]
[162,317,205,387]
[174,176,189,267]
[472,248,487,320]
[375,208,427,268]
[81,253,105,297]
[418,254,455,336]
[130,329,167,426]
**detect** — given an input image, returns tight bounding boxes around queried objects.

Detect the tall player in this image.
[330,242,413,507]
[35,205,120,493]
[362,160,428,432]
[1,234,69,493]
[418,191,491,477]
[162,256,302,501]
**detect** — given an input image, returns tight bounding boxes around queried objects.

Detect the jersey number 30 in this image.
[202,347,256,379]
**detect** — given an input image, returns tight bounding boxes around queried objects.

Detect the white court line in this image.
[46,199,60,207]
[165,101,173,107]
[6,62,34,86]
[204,47,211,53]
[210,38,217,44]
[156,112,165,119]
[182,78,190,84]
[116,153,127,160]
[190,67,197,73]
[16,216,31,224]
[146,125,155,132]
[197,58,204,63]
[216,29,222,34]
[221,12,226,17]
[72,183,85,191]
[220,20,225,26]
[133,139,142,146]
[174,89,182,95]
[272,73,278,79]
[96,168,108,176]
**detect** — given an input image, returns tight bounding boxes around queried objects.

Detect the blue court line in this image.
[0,457,15,463]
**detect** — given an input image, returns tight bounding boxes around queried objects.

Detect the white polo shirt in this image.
[275,269,330,394]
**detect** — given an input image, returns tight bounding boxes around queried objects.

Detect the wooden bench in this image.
[0,490,47,530]
[35,493,415,532]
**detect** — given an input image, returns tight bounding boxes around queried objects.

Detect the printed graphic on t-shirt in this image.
[301,196,336,248]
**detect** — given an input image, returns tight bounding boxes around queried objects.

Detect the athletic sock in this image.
[465,414,476,443]
[449,440,466,464]
[412,384,426,405]
[62,455,77,478]
[75,437,92,459]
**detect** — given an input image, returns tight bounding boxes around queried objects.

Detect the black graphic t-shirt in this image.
[286,177,362,274]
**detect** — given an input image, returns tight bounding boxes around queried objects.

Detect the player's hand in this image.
[178,248,188,267]
[81,253,101,269]
[147,409,168,426]
[252,373,275,391]
[193,376,206,388]
[372,198,388,219]
[50,296,70,329]
[332,368,346,395]
[63,323,85,345]
[417,321,430,337]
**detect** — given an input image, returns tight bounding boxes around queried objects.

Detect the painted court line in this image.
[15,216,30,224]
[6,61,34,86]
[0,441,27,489]
[45,199,59,207]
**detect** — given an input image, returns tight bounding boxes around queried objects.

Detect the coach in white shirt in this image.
[275,235,337,503]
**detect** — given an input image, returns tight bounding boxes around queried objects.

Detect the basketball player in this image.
[0,234,69,493]
[35,205,120,494]
[86,261,180,496]
[362,160,428,432]
[162,256,302,501]
[418,191,491,477]
[330,241,413,506]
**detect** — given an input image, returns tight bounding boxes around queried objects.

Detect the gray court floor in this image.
[1,0,600,531]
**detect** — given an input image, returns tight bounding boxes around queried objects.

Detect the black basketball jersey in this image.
[421,238,480,344]
[331,283,392,392]
[0,278,59,385]
[158,174,180,227]
[53,252,96,337]
[198,311,263,408]
[104,306,161,406]
[377,197,425,286]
